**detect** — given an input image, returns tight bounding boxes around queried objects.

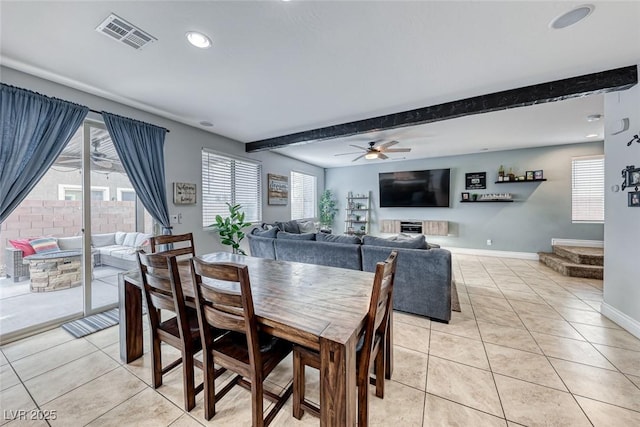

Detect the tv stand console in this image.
[380,220,448,236]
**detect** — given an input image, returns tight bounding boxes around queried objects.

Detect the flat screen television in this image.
[379,169,451,207]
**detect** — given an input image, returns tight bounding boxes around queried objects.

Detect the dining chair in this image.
[190,257,293,426]
[136,250,225,411]
[292,250,398,426]
[149,232,196,259]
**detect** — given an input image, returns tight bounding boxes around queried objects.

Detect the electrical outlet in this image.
[170,214,179,224]
[486,239,492,246]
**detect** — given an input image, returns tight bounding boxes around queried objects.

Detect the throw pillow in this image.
[115,231,127,245]
[297,220,316,233]
[274,220,300,234]
[251,227,278,238]
[362,234,427,249]
[276,231,315,240]
[29,237,60,254]
[316,233,362,245]
[92,233,117,247]
[9,238,36,256]
[122,233,139,247]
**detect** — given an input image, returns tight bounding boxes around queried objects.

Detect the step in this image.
[538,252,603,280]
[552,245,603,266]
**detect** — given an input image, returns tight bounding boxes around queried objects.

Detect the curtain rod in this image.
[89,108,170,133]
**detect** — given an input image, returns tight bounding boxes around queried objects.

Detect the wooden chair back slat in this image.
[150,233,196,260]
[199,284,243,309]
[203,305,246,333]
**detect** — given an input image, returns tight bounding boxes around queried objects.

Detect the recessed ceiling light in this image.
[199,121,214,127]
[586,133,599,138]
[550,5,594,29]
[186,31,212,48]
[586,114,602,122]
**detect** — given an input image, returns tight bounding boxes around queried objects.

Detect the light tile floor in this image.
[1,255,639,426]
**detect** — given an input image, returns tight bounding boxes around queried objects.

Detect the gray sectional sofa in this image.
[247,227,452,322]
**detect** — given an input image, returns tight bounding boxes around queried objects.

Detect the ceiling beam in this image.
[245,65,637,153]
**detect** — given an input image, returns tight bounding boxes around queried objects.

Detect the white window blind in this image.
[290,171,317,220]
[202,150,262,227]
[572,155,604,223]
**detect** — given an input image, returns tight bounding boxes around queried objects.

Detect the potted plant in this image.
[319,189,338,231]
[210,202,252,255]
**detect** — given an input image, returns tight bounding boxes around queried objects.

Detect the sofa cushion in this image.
[134,233,151,248]
[57,236,82,250]
[362,234,427,249]
[122,232,139,247]
[29,237,59,254]
[277,231,315,240]
[115,231,126,245]
[274,220,300,234]
[316,233,361,245]
[251,227,278,238]
[92,233,116,247]
[9,238,36,256]
[297,220,316,233]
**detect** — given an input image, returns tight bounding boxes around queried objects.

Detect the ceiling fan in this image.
[335,140,411,162]
[56,140,119,170]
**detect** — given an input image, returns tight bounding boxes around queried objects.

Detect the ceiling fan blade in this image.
[384,148,411,153]
[378,153,389,160]
[334,151,362,157]
[377,140,399,150]
[351,154,366,162]
[349,144,368,151]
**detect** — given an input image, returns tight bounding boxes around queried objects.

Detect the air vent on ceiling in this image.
[96,13,157,50]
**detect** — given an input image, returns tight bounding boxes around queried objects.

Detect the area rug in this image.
[452,280,461,312]
[62,308,119,338]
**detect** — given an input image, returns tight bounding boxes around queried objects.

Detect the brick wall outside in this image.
[1,200,136,269]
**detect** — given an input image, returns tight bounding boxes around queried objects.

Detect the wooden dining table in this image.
[118,252,393,426]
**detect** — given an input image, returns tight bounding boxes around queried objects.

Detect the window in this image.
[572,155,604,223]
[58,184,109,201]
[290,171,317,220]
[117,188,136,202]
[202,149,262,227]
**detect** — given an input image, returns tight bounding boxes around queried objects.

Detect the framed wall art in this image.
[268,173,289,205]
[629,191,640,207]
[465,172,486,190]
[173,182,196,205]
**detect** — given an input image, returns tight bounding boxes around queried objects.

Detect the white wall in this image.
[1,66,324,255]
[326,142,604,254]
[603,82,640,338]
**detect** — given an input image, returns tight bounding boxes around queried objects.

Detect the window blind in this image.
[571,155,604,223]
[290,171,317,220]
[202,150,262,227]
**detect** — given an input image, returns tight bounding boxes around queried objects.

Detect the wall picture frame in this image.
[534,170,544,180]
[267,173,289,205]
[625,167,640,187]
[526,171,534,181]
[629,191,640,207]
[461,192,470,201]
[465,172,486,190]
[173,182,196,205]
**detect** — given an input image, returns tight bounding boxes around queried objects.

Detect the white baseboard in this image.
[551,239,604,248]
[601,302,640,340]
[444,247,539,260]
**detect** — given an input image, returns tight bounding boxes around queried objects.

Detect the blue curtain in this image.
[101,112,172,234]
[0,84,89,223]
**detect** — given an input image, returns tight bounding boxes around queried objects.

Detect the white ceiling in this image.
[1,1,639,167]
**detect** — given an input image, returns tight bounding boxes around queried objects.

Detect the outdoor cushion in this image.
[29,237,60,254]
[115,231,127,245]
[134,233,150,248]
[362,234,427,249]
[297,220,316,233]
[57,236,82,250]
[316,233,362,245]
[122,232,139,247]
[251,227,278,238]
[9,238,36,256]
[274,220,300,234]
[276,231,315,240]
[92,233,116,247]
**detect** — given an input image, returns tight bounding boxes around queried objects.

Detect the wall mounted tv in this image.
[379,169,451,207]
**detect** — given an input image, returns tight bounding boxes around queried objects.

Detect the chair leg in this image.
[203,352,216,421]
[293,349,305,419]
[375,348,385,399]
[151,334,163,388]
[251,376,265,427]
[181,349,196,411]
[358,377,369,427]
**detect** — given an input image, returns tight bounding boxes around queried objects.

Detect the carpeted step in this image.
[552,245,604,266]
[538,252,603,280]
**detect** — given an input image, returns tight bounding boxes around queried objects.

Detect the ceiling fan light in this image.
[365,152,379,160]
